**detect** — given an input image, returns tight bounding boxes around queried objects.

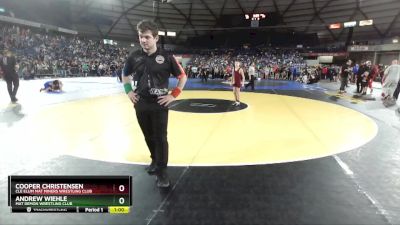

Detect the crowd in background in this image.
[0,23,393,90]
[185,48,346,85]
[184,48,390,89]
[185,48,307,81]
[0,25,128,79]
[1,24,317,83]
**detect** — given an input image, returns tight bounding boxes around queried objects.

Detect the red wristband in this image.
[171,87,181,98]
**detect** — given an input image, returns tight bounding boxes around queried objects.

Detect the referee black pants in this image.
[135,97,169,171]
[245,75,255,90]
[4,73,19,101]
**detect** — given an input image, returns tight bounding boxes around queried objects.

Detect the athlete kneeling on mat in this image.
[40,80,63,92]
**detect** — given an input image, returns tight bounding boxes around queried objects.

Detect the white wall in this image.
[377,52,400,65]
[318,56,333,63]
[305,60,319,66]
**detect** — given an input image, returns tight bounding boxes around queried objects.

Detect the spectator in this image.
[382,60,400,105]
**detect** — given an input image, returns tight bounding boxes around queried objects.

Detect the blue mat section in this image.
[168,78,327,92]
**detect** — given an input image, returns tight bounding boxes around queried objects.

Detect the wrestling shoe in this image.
[156,170,170,188]
[11,97,18,103]
[145,161,157,175]
[232,101,240,106]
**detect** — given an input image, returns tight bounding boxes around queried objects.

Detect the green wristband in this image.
[124,83,133,94]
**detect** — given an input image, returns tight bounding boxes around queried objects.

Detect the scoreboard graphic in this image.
[8,176,132,213]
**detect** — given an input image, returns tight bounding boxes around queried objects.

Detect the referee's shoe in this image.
[145,161,157,175]
[156,170,170,188]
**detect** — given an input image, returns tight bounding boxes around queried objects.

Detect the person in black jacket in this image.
[339,59,352,93]
[355,61,365,93]
[0,50,19,103]
[360,61,372,95]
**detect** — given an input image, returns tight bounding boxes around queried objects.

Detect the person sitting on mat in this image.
[40,80,63,92]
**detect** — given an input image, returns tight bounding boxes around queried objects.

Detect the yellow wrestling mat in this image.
[17,91,378,166]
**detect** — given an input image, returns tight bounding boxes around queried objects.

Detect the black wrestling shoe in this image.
[145,161,157,175]
[11,97,18,103]
[156,170,170,188]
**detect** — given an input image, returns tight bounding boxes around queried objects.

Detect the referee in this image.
[122,20,187,188]
[245,62,256,90]
[0,50,19,103]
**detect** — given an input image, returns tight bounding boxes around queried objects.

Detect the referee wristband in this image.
[171,87,181,98]
[124,83,133,94]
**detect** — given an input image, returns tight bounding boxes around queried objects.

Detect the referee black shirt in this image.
[0,55,17,76]
[123,48,184,98]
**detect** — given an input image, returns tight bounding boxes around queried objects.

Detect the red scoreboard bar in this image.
[8,176,132,213]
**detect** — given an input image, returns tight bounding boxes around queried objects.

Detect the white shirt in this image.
[248,66,255,76]
[384,64,400,83]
